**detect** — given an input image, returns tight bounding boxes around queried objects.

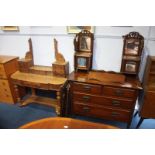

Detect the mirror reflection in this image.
[77,57,87,67]
[125,39,139,55]
[125,62,136,72]
[79,36,91,51]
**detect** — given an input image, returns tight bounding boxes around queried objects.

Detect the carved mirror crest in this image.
[74,29,93,53]
[123,32,144,56]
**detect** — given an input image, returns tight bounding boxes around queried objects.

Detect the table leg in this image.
[31,88,36,97]
[20,88,36,106]
[14,84,21,104]
[56,91,61,116]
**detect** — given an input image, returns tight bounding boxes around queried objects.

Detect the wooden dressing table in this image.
[11,71,67,115]
[10,38,68,116]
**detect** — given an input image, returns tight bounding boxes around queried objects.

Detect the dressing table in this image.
[11,38,68,116]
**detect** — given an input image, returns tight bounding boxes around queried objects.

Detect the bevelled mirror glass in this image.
[79,36,91,52]
[77,57,87,68]
[125,39,139,55]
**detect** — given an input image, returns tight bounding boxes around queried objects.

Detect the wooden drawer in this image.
[0,79,14,103]
[0,93,13,103]
[71,82,102,95]
[103,86,136,98]
[72,103,131,122]
[0,64,6,78]
[73,92,134,110]
[0,79,10,89]
[20,81,48,90]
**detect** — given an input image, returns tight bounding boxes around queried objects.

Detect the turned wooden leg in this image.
[31,88,36,96]
[20,88,36,107]
[14,85,21,104]
[56,91,61,116]
[136,117,144,129]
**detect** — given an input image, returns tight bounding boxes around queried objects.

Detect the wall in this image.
[0,26,155,73]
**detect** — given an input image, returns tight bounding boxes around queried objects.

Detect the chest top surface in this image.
[68,71,142,90]
[0,55,19,64]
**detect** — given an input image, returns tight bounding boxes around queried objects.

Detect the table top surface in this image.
[11,71,67,85]
[19,117,118,129]
[0,55,19,64]
[68,71,142,90]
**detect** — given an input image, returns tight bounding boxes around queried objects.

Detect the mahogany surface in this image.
[138,56,155,118]
[11,71,67,115]
[68,71,142,128]
[19,117,118,129]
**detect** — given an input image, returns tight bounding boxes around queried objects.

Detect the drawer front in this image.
[73,92,134,110]
[73,103,131,122]
[0,93,13,103]
[0,79,14,103]
[71,82,102,95]
[0,64,6,78]
[20,81,48,90]
[103,86,136,98]
[0,79,11,91]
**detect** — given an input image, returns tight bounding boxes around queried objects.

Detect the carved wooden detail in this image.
[54,38,65,63]
[74,30,94,72]
[18,38,34,72]
[52,38,69,77]
[121,32,144,76]
[25,38,34,64]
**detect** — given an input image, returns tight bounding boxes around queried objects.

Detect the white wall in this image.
[0,26,155,73]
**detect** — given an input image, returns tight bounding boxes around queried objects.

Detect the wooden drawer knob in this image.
[115,90,123,96]
[111,112,120,117]
[112,100,121,106]
[82,96,90,101]
[83,86,91,90]
[82,107,90,112]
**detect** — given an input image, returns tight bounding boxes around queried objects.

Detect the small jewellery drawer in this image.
[103,86,136,98]
[73,103,131,122]
[71,82,102,95]
[0,64,6,78]
[17,81,48,90]
[73,92,134,109]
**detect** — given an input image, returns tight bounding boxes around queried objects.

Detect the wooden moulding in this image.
[29,65,53,75]
[18,38,34,73]
[88,71,125,83]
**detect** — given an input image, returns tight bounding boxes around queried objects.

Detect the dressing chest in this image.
[0,55,19,103]
[67,71,142,128]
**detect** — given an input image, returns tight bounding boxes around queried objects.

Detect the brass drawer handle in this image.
[115,90,123,96]
[82,107,90,112]
[82,96,90,101]
[112,100,121,106]
[83,86,91,90]
[111,112,120,117]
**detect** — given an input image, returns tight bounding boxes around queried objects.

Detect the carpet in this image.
[0,102,154,129]
[0,102,57,129]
